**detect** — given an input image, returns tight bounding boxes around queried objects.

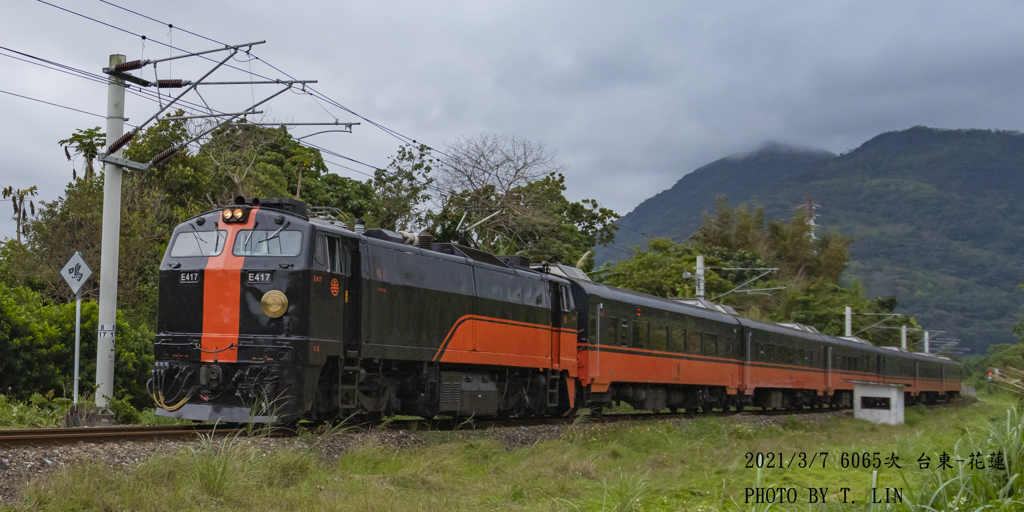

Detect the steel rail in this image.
[0,424,246,448]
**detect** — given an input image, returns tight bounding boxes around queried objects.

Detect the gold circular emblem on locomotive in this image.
[260,290,288,318]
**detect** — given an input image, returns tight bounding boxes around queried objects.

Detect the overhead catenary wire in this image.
[0,87,125,123]
[0,44,221,122]
[32,2,444,177]
[75,0,456,160]
[36,1,591,221]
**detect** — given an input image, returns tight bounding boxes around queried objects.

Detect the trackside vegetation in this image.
[2,394,1016,511]
[0,120,617,409]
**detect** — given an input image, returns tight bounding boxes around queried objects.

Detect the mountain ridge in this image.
[602,126,1024,352]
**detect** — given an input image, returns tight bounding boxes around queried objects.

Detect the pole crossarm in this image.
[101,41,267,73]
[197,80,318,86]
[248,121,359,127]
[163,111,264,120]
[710,269,778,301]
[458,208,504,237]
[852,313,899,336]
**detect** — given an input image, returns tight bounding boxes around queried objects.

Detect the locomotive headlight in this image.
[260,290,288,318]
[232,208,244,220]
[222,208,233,220]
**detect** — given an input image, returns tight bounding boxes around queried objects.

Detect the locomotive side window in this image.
[651,325,667,351]
[169,230,227,257]
[314,235,327,266]
[620,319,628,346]
[610,317,619,345]
[327,237,341,273]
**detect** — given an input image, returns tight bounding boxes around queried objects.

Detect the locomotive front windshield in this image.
[232,230,303,256]
[169,230,227,257]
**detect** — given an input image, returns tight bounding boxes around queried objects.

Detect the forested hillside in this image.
[602,127,1024,352]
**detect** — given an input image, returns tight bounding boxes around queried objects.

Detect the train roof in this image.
[572,279,742,325]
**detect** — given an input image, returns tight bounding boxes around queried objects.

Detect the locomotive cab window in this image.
[169,230,227,257]
[320,236,349,275]
[233,230,303,257]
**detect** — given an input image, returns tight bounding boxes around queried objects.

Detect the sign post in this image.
[60,252,92,404]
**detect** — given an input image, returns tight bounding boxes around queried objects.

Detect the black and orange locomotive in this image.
[152,198,961,422]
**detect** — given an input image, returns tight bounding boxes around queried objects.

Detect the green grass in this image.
[0,392,187,428]
[0,393,69,428]
[3,395,1018,511]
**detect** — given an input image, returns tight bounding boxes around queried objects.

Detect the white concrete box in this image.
[852,382,905,425]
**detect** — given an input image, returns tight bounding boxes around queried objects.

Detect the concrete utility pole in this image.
[95,54,126,408]
[845,306,852,337]
[695,255,705,300]
[901,325,907,350]
[924,330,930,354]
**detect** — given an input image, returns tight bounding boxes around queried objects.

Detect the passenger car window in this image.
[652,325,667,351]
[703,333,718,356]
[687,331,701,354]
[670,328,686,352]
[632,321,649,349]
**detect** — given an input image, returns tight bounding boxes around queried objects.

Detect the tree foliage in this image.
[0,281,152,407]
[428,135,618,269]
[0,123,619,402]
[59,127,104,182]
[367,144,434,231]
[1,185,37,243]
[599,197,920,348]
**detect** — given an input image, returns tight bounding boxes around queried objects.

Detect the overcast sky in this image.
[2,1,1024,241]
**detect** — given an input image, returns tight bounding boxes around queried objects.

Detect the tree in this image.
[59,127,104,181]
[1,185,37,244]
[197,122,290,201]
[428,135,618,267]
[367,144,434,231]
[598,197,914,347]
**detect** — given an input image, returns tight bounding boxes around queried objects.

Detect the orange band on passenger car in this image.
[201,207,258,363]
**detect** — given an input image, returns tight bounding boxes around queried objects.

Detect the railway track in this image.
[378,403,856,431]
[0,424,247,448]
[0,399,962,449]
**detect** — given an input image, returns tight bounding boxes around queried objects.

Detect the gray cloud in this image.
[2,0,1024,240]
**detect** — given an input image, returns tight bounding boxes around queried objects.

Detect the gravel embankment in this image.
[0,410,853,504]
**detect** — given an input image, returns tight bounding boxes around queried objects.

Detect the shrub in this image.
[0,281,153,409]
